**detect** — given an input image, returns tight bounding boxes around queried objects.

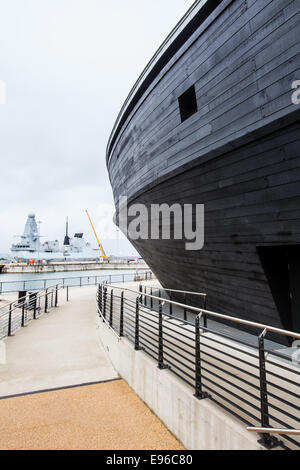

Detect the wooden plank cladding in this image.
[107,0,300,336]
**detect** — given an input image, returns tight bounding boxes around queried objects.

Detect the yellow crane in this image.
[85,210,108,260]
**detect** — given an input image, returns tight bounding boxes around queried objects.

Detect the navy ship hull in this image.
[107,0,300,334]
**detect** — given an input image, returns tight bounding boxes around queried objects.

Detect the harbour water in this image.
[0,269,147,293]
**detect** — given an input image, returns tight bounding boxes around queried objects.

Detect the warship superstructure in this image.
[10,214,99,261]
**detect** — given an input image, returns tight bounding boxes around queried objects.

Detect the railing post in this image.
[55,285,58,307]
[103,287,107,319]
[45,289,48,313]
[98,285,102,313]
[120,291,124,337]
[33,293,37,320]
[135,297,140,350]
[169,293,173,316]
[257,329,278,448]
[203,296,207,329]
[184,293,187,321]
[80,277,82,287]
[144,287,147,306]
[110,290,113,327]
[150,288,153,309]
[139,284,142,303]
[8,303,12,336]
[66,285,69,302]
[158,302,166,369]
[194,313,208,399]
[158,289,161,313]
[21,302,25,327]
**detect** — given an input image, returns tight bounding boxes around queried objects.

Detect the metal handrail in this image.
[0,283,66,340]
[0,284,63,318]
[102,283,300,340]
[247,427,300,436]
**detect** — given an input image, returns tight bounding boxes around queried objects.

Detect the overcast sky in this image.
[0,0,195,256]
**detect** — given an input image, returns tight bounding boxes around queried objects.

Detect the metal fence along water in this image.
[0,271,153,294]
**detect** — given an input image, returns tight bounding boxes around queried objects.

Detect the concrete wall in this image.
[96,317,264,450]
[2,262,148,274]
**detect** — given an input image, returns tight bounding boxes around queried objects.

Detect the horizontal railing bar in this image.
[199,331,259,360]
[163,357,195,383]
[278,433,300,448]
[162,329,195,350]
[201,365,261,403]
[266,401,300,422]
[266,357,299,373]
[267,412,299,430]
[263,378,299,399]
[201,357,260,391]
[264,368,299,387]
[138,320,159,337]
[166,365,194,389]
[200,340,259,371]
[163,350,195,374]
[162,322,195,343]
[267,389,300,410]
[138,339,159,357]
[202,371,262,414]
[202,381,261,423]
[208,394,255,428]
[163,336,195,359]
[162,345,195,370]
[138,343,158,362]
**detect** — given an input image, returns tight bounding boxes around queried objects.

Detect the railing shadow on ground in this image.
[96,283,300,451]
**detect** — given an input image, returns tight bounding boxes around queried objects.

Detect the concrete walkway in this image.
[0,286,118,397]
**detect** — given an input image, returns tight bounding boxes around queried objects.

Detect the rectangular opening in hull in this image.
[257,245,300,336]
[178,85,198,122]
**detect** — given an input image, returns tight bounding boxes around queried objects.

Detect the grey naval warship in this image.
[10,213,99,262]
[107,0,300,335]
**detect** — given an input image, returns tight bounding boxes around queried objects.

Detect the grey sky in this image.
[0,0,194,255]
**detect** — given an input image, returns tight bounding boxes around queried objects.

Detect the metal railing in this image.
[0,284,66,340]
[96,283,300,450]
[0,271,153,294]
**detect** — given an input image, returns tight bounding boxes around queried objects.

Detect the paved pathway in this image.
[0,286,118,397]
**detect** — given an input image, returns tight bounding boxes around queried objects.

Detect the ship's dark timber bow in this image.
[106,0,300,339]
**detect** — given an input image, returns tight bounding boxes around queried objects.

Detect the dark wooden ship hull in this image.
[107,0,300,335]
